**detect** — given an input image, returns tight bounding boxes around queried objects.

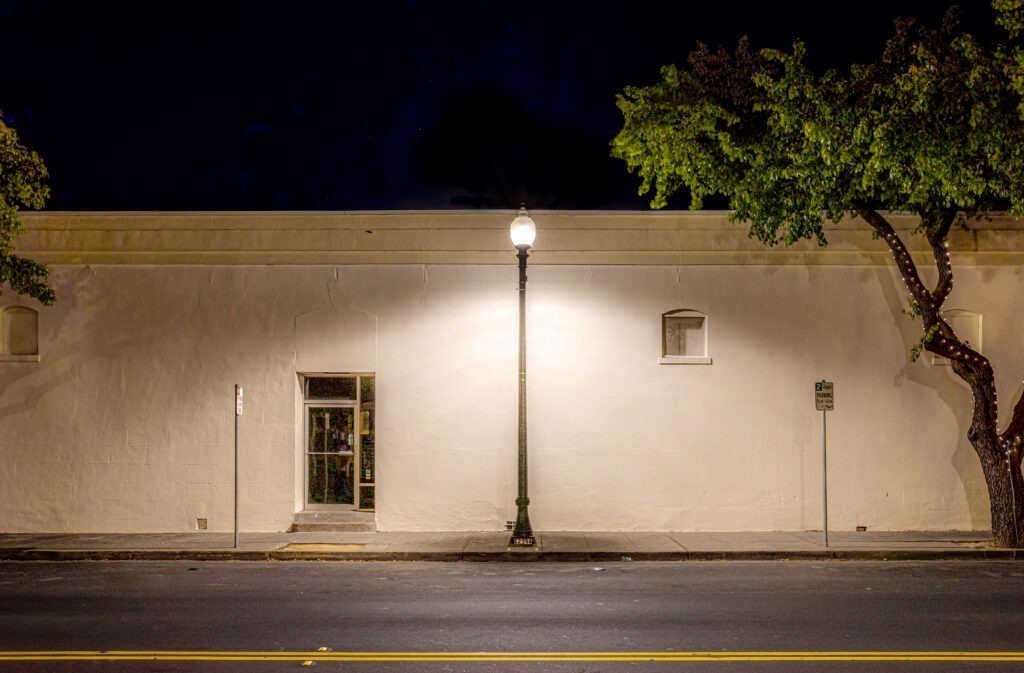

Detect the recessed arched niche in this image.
[1,306,39,361]
[659,308,711,365]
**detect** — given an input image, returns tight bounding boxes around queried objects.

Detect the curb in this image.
[0,549,1017,562]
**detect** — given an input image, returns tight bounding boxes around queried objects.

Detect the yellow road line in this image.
[2,650,1024,662]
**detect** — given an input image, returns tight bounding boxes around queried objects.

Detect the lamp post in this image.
[509,206,536,546]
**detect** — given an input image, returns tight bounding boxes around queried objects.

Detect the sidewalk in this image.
[0,530,1015,562]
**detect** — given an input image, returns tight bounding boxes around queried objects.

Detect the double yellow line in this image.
[2,650,1024,662]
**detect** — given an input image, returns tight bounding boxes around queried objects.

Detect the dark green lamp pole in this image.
[509,206,536,546]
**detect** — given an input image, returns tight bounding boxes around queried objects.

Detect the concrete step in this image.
[288,510,376,532]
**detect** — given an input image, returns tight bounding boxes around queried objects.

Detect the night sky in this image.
[0,1,1003,211]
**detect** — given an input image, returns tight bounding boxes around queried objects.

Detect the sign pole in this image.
[814,380,834,548]
[822,403,828,548]
[234,385,243,549]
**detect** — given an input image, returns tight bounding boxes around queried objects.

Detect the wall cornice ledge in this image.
[16,210,1024,266]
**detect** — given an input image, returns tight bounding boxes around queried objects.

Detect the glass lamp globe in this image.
[509,207,536,248]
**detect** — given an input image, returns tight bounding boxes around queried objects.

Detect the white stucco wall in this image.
[1,211,1021,533]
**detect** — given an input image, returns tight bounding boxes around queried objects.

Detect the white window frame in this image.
[659,308,712,365]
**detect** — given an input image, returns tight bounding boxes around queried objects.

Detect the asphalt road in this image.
[1,560,1023,672]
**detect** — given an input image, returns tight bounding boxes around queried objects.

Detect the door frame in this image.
[298,373,375,512]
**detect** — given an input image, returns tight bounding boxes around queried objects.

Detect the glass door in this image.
[306,406,356,506]
[302,374,375,511]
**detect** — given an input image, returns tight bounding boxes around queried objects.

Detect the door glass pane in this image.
[359,376,375,511]
[360,375,375,405]
[308,407,355,453]
[360,409,375,482]
[307,406,355,505]
[306,377,357,400]
[307,453,355,505]
[359,485,375,510]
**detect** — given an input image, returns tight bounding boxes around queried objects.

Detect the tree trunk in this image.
[976,437,1023,547]
[947,353,1024,548]
[855,204,1024,547]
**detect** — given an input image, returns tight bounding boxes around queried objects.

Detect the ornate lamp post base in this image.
[510,496,535,546]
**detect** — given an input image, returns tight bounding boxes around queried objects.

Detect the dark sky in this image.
[0,0,1003,211]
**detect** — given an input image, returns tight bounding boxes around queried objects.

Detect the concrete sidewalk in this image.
[0,530,1015,562]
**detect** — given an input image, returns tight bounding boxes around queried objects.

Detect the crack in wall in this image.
[291,267,380,370]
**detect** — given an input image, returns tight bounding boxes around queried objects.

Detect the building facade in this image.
[1,210,1021,533]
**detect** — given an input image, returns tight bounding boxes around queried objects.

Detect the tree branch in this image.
[852,204,932,308]
[921,209,956,307]
[855,204,1001,453]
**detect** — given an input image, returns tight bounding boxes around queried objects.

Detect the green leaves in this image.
[611,6,1024,240]
[995,0,1024,38]
[903,296,923,320]
[0,115,52,305]
[611,39,777,211]
[0,253,55,305]
[910,324,941,362]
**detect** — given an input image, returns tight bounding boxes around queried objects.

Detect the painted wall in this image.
[2,255,1019,532]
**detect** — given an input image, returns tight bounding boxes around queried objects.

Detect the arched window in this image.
[659,308,711,365]
[1,306,39,360]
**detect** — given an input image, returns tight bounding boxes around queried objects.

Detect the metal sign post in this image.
[234,385,243,549]
[815,381,834,547]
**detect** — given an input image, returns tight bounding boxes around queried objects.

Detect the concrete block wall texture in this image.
[0,211,1021,533]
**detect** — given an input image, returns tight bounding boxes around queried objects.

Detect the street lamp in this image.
[509,205,536,546]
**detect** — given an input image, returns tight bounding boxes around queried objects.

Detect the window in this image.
[306,376,357,400]
[1,306,39,362]
[931,310,982,366]
[659,309,711,365]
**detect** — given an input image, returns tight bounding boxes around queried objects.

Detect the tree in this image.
[0,114,53,305]
[611,6,1024,547]
[995,0,1024,112]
